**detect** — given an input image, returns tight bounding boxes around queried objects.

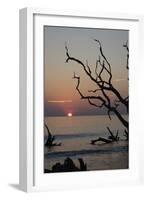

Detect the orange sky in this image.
[44,26,128,116]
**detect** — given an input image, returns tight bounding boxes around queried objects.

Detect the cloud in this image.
[48,100,72,103]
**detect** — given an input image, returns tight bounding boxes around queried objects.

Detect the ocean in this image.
[44,115,128,171]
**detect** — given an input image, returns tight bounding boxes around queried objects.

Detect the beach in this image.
[44,140,128,171]
[44,115,128,172]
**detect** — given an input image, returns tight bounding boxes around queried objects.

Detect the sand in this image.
[44,140,128,172]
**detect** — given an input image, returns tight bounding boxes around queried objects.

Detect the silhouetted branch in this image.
[123,41,129,70]
[45,124,62,147]
[124,129,129,140]
[86,60,92,74]
[65,40,129,131]
[88,89,101,93]
[107,127,119,141]
[91,127,119,145]
[94,39,112,75]
[91,137,112,144]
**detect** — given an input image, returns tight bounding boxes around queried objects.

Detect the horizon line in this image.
[44,113,128,117]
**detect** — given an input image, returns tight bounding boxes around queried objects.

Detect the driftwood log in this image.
[44,157,87,173]
[91,137,112,144]
[91,126,119,145]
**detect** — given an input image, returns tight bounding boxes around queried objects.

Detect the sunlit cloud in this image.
[48,100,72,103]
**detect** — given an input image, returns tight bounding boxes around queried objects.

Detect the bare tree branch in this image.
[107,127,119,141]
[91,127,119,144]
[88,89,101,93]
[123,41,129,70]
[65,40,129,131]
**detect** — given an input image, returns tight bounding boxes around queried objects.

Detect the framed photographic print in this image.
[19,8,144,192]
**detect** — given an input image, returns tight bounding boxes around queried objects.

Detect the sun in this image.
[67,112,72,117]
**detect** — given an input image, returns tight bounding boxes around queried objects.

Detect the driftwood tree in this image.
[45,124,62,147]
[65,39,129,141]
[91,127,120,144]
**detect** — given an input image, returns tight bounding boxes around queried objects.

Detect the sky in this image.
[44,26,128,117]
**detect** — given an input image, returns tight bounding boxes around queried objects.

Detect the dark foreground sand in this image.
[44,140,128,172]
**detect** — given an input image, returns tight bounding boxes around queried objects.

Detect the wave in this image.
[44,133,103,142]
[45,131,125,140]
[45,145,128,159]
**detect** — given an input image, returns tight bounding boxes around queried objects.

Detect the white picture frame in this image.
[19,7,144,192]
